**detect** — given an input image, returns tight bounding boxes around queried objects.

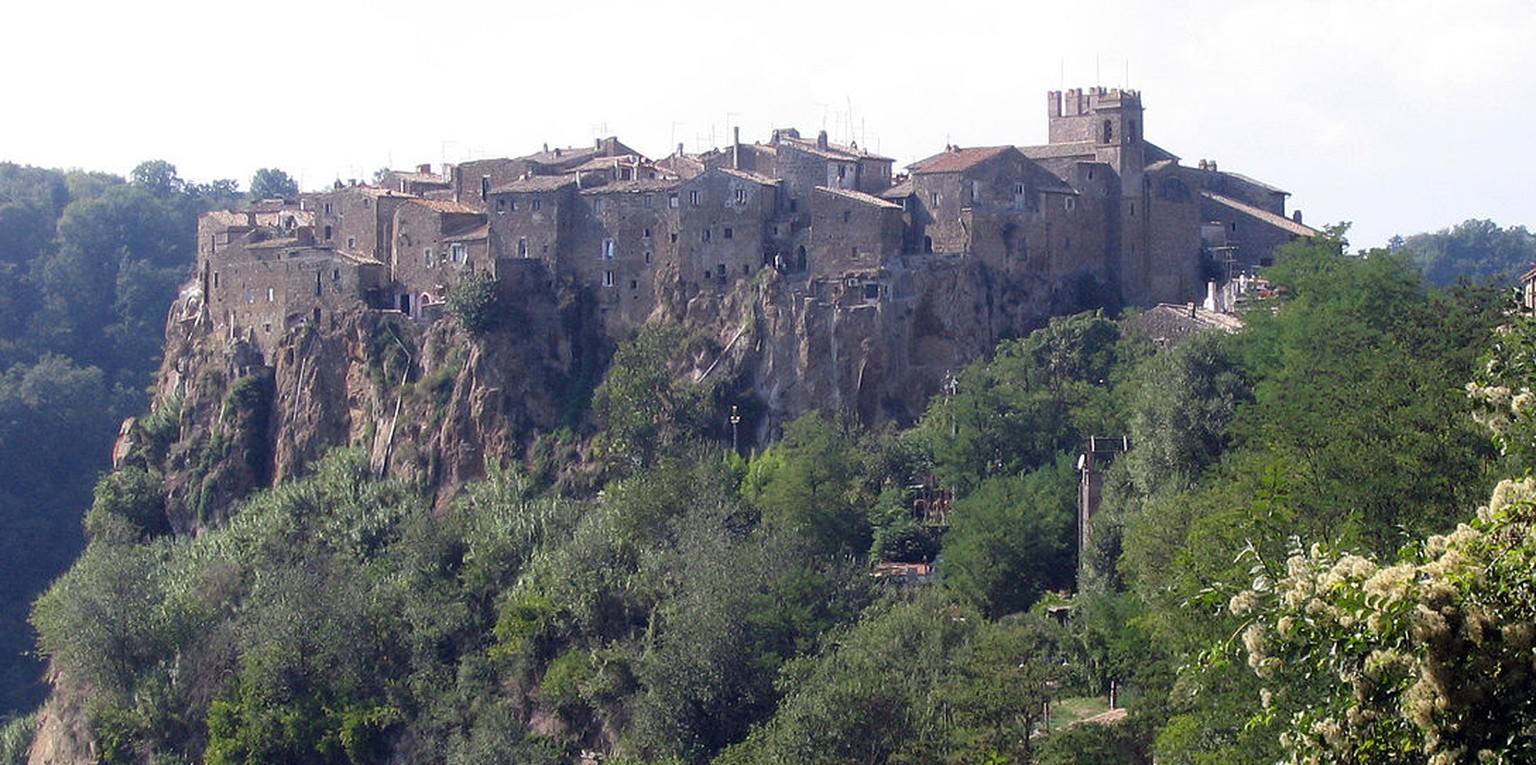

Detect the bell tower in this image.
[1046,87,1144,177]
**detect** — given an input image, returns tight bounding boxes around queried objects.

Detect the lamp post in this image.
[729,405,741,454]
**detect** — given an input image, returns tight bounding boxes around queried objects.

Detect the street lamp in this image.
[729,405,741,453]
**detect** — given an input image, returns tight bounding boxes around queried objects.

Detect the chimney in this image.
[418,163,431,174]
[732,126,741,170]
[677,142,684,157]
[1292,210,1304,224]
[817,130,828,149]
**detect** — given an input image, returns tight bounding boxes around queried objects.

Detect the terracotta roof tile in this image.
[1202,192,1316,238]
[815,185,903,210]
[492,176,577,194]
[909,146,1014,175]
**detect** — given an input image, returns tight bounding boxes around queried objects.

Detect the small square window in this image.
[724,227,733,239]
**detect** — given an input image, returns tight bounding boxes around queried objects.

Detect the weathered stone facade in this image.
[194,88,1315,363]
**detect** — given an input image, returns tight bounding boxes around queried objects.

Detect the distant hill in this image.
[1399,218,1536,287]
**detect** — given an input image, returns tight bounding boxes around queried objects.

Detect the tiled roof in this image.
[204,210,250,228]
[1122,303,1243,345]
[909,146,1014,175]
[1214,170,1288,196]
[492,176,577,194]
[570,154,649,173]
[409,199,481,215]
[444,224,489,242]
[579,177,682,194]
[1202,192,1316,238]
[778,135,893,163]
[1018,142,1096,160]
[815,185,903,210]
[879,179,914,199]
[718,167,778,186]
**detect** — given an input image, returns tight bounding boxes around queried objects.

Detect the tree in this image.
[940,455,1078,617]
[248,168,298,201]
[129,160,184,199]
[1231,477,1536,763]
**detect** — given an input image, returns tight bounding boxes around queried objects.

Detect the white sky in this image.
[4,0,1533,250]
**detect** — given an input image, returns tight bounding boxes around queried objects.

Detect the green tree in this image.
[940,455,1077,617]
[248,168,299,201]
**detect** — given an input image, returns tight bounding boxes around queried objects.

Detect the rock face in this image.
[118,253,1093,524]
[29,252,1097,763]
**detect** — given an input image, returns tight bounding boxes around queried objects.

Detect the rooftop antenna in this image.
[1095,55,1101,87]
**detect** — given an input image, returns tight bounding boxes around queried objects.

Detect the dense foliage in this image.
[0,161,241,713]
[1400,218,1536,288]
[13,201,1536,764]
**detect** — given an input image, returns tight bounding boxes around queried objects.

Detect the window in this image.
[531,198,542,211]
[1103,119,1113,143]
[347,236,356,249]
[592,198,604,215]
[266,287,275,302]
[332,268,341,281]
[644,250,652,264]
[669,193,679,208]
[1013,184,1025,195]
[842,211,851,224]
[246,288,255,303]
[644,194,654,209]
[670,233,678,243]
[213,272,219,288]
[701,229,711,243]
[603,270,615,287]
[930,191,940,206]
[1065,197,1076,211]
[734,188,747,204]
[1128,202,1135,216]
[323,225,333,240]
[517,238,528,257]
[362,198,371,208]
[971,180,981,201]
[509,198,517,211]
[451,242,468,263]
[424,248,433,268]
[630,279,638,290]
[496,199,506,212]
[323,202,333,215]
[724,227,733,239]
[643,228,652,239]
[602,239,615,259]
[689,190,701,206]
[851,247,859,259]
[716,263,726,277]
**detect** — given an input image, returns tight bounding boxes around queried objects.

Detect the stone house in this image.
[808,186,903,278]
[193,87,1319,365]
[198,218,387,357]
[304,184,414,263]
[390,199,488,315]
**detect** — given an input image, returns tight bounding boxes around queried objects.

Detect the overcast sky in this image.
[5,0,1532,250]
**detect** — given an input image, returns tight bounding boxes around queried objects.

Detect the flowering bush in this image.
[1232,478,1536,764]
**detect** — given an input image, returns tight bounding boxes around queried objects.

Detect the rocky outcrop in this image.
[121,252,1096,524]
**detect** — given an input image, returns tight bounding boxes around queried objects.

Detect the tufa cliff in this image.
[112,251,1090,523]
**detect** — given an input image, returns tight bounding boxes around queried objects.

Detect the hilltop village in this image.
[193,88,1316,359]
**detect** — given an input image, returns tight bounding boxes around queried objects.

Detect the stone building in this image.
[193,87,1316,363]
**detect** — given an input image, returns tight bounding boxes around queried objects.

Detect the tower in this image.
[1046,87,1145,178]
